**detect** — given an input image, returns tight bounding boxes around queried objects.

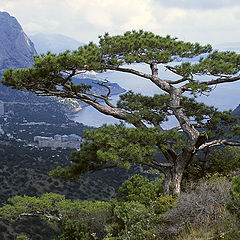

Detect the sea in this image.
[70,63,240,127]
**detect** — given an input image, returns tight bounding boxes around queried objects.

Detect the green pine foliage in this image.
[99,30,212,65]
[105,200,158,240]
[184,146,240,181]
[0,192,111,240]
[118,174,164,205]
[2,30,240,194]
[49,124,185,180]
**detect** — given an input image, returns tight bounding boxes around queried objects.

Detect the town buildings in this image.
[34,134,83,150]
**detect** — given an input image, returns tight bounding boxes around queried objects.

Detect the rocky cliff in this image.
[0,11,37,72]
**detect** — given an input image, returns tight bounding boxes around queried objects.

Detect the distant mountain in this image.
[0,11,38,102]
[214,42,240,53]
[0,12,81,120]
[0,12,37,72]
[0,12,124,116]
[30,33,84,54]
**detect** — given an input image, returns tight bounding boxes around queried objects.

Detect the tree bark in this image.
[163,149,195,194]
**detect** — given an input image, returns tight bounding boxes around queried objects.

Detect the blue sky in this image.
[1,0,240,45]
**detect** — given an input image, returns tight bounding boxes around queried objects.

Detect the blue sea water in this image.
[70,63,240,127]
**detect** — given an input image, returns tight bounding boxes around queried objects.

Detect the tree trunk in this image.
[163,168,184,195]
[163,149,195,194]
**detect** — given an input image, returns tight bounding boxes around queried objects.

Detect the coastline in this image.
[66,90,126,120]
[67,91,126,127]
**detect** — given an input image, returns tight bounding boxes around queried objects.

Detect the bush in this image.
[119,174,164,205]
[105,200,160,240]
[161,176,231,238]
[0,193,111,240]
[104,175,176,239]
[184,146,240,182]
[227,176,240,221]
[57,200,111,240]
[153,194,176,214]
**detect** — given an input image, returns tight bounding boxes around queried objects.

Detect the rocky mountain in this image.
[30,33,84,54]
[0,12,124,117]
[0,12,37,72]
[0,12,80,120]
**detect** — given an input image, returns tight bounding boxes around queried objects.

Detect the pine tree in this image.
[3,30,240,193]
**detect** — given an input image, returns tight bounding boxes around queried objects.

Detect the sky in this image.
[1,0,240,45]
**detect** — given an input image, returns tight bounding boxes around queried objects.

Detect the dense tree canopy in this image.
[3,30,240,193]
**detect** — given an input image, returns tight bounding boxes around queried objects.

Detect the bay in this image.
[70,64,240,127]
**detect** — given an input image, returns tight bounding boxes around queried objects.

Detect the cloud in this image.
[62,0,158,35]
[149,3,240,45]
[1,0,240,45]
[1,0,157,42]
[23,22,45,34]
[152,0,240,10]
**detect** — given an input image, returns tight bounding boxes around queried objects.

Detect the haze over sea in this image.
[71,63,240,127]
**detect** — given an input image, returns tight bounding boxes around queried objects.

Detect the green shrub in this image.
[118,174,164,205]
[227,176,240,221]
[104,175,176,239]
[0,193,111,240]
[184,146,240,182]
[57,200,111,240]
[105,200,159,240]
[153,194,176,214]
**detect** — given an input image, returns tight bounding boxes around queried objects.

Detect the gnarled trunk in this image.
[163,149,195,194]
[163,167,184,195]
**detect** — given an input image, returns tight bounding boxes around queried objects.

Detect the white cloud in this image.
[23,22,45,34]
[119,0,158,31]
[1,0,240,45]
[149,4,240,44]
[152,0,240,10]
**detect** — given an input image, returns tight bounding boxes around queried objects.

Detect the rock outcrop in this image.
[0,11,37,72]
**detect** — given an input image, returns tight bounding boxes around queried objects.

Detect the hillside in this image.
[0,11,78,117]
[0,12,129,239]
[0,12,36,72]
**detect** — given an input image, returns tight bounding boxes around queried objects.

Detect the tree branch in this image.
[88,162,119,172]
[166,77,190,85]
[19,212,61,221]
[200,75,240,86]
[150,62,158,77]
[106,65,153,80]
[198,139,240,150]
[106,65,171,92]
[149,160,173,169]
[35,86,148,128]
[165,65,185,77]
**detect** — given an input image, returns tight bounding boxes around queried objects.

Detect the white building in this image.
[34,134,83,150]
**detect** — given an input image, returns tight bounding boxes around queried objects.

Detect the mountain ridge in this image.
[30,33,84,54]
[0,11,37,72]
